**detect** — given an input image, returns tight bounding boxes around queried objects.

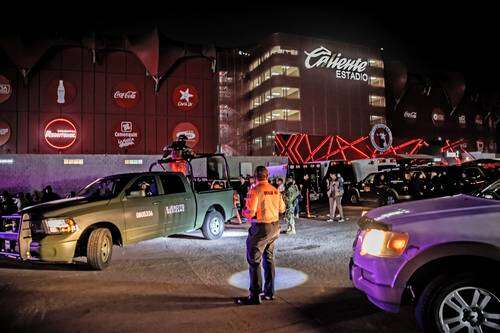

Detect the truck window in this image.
[159,174,186,194]
[127,176,159,197]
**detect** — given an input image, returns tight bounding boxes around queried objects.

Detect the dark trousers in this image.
[246,222,280,297]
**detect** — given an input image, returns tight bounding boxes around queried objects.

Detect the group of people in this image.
[0,185,61,215]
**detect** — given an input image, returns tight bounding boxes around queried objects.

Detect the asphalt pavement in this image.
[0,204,420,333]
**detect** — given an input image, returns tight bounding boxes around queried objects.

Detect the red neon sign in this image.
[44,118,77,150]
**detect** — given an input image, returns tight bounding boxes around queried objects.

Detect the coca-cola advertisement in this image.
[113,121,141,149]
[47,79,77,106]
[44,118,78,150]
[0,120,11,146]
[112,82,141,109]
[0,75,12,104]
[402,108,417,124]
[431,108,445,127]
[172,84,199,111]
[172,122,199,147]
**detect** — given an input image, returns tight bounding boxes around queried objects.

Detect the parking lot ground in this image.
[0,204,419,333]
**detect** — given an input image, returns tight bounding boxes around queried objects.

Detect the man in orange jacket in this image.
[236,166,286,305]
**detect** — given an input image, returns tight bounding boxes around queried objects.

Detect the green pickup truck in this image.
[0,157,235,270]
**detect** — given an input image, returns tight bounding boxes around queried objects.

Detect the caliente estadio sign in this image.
[304,46,369,82]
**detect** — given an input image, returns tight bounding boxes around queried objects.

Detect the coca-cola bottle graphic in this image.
[57,80,66,104]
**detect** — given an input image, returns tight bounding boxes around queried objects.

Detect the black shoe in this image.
[235,295,262,305]
[261,294,274,301]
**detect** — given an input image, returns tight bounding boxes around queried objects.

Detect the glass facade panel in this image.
[369,76,385,88]
[369,95,386,107]
[286,109,301,121]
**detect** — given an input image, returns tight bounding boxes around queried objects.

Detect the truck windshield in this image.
[77,176,133,200]
[476,179,500,201]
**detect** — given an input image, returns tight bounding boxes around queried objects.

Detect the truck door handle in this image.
[152,202,160,206]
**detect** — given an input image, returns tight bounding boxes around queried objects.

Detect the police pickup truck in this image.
[0,157,234,270]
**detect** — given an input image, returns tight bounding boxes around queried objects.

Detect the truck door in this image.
[122,175,162,243]
[158,174,196,235]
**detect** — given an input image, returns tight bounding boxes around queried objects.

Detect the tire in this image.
[201,210,225,240]
[86,228,113,270]
[348,191,359,205]
[415,273,500,333]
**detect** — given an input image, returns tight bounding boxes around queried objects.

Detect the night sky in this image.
[2,3,498,86]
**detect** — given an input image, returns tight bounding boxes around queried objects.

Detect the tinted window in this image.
[160,174,186,194]
[127,176,159,197]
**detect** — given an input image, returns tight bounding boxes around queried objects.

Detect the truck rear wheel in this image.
[86,228,113,270]
[201,210,224,240]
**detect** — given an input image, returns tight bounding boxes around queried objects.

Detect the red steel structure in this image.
[275,133,433,164]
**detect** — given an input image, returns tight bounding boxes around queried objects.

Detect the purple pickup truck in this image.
[351,179,500,332]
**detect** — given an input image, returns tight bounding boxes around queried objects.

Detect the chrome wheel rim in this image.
[101,237,111,262]
[439,286,500,332]
[210,217,221,235]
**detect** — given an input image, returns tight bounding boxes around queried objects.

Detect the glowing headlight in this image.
[360,229,409,257]
[43,218,78,234]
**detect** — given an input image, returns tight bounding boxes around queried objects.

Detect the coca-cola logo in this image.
[112,82,141,109]
[44,118,77,150]
[475,114,484,127]
[403,110,417,123]
[47,79,77,106]
[0,120,11,146]
[431,108,445,127]
[0,75,12,104]
[172,84,199,111]
[113,121,141,149]
[172,122,199,147]
[304,46,369,82]
[457,114,467,128]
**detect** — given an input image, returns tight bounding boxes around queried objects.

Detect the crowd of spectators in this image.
[0,186,61,215]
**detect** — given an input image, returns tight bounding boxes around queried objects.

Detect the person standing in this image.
[283,177,300,235]
[326,173,345,222]
[236,166,285,305]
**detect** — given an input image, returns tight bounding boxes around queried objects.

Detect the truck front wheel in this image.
[201,210,224,240]
[86,228,113,270]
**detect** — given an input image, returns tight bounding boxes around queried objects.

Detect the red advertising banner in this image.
[0,75,12,104]
[112,81,141,109]
[172,122,199,147]
[47,79,77,106]
[0,120,11,146]
[112,120,141,149]
[44,118,77,150]
[172,84,199,111]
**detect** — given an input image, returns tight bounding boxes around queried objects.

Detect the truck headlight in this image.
[360,229,409,257]
[42,218,78,234]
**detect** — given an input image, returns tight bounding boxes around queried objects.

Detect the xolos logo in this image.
[172,84,199,111]
[112,82,140,109]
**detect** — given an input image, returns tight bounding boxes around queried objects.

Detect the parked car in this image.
[350,179,500,332]
[0,170,234,270]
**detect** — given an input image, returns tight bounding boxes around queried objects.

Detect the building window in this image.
[286,109,301,121]
[271,109,286,121]
[264,134,275,147]
[369,95,386,107]
[248,46,299,72]
[369,76,385,88]
[369,115,386,125]
[250,66,300,91]
[250,109,301,129]
[369,59,384,69]
[251,87,301,110]
[252,137,263,150]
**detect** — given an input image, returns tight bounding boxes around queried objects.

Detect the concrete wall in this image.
[0,154,287,195]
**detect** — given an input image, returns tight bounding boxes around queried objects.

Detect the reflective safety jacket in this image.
[243,180,286,223]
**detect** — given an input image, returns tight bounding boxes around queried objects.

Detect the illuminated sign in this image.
[474,114,484,128]
[112,81,141,109]
[0,75,12,104]
[113,121,141,149]
[48,79,77,106]
[172,84,199,111]
[403,110,417,123]
[457,113,467,128]
[172,122,199,147]
[431,108,445,127]
[304,46,368,82]
[44,118,77,150]
[0,120,11,146]
[370,124,393,153]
